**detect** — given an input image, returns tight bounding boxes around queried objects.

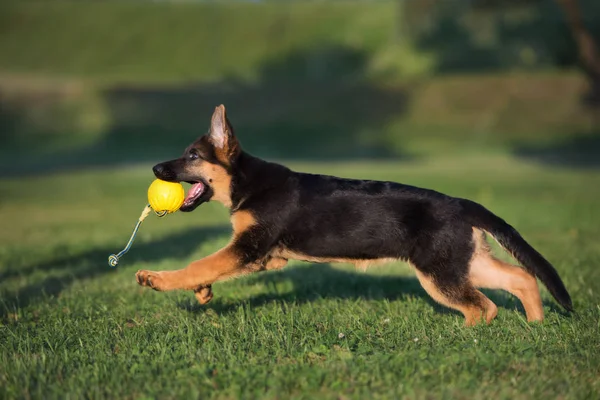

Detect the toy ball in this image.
[147,179,185,214]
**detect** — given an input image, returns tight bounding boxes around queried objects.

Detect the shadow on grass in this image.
[0,224,229,319]
[178,263,567,320]
[513,131,600,169]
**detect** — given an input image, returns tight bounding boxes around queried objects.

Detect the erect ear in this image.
[209,104,239,162]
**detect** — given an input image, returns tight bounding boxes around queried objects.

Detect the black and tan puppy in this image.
[137,105,572,326]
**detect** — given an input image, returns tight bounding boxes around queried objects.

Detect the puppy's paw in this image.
[136,270,167,291]
[194,285,213,304]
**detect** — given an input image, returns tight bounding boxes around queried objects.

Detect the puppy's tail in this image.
[460,199,573,312]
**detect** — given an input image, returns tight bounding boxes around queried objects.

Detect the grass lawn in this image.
[0,153,599,399]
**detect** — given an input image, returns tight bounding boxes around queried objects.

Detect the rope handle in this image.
[108,204,167,267]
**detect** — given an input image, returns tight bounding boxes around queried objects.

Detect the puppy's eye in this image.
[188,151,199,160]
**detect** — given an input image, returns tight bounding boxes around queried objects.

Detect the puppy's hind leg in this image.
[415,269,498,326]
[470,255,544,322]
[469,228,544,322]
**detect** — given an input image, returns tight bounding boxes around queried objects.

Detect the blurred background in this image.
[1,0,599,176]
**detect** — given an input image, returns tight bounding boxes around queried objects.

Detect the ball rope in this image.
[108,204,153,267]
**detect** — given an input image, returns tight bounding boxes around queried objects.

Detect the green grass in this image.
[1,154,599,399]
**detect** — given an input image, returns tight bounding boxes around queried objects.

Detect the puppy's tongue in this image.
[184,182,205,204]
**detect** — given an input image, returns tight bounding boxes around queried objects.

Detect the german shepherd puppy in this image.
[137,105,572,326]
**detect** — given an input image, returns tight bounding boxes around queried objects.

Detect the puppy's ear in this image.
[209,105,239,163]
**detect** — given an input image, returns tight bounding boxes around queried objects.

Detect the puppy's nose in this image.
[152,163,166,177]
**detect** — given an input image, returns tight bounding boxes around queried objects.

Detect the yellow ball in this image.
[147,179,185,214]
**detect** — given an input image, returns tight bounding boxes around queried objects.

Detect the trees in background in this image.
[400,0,600,105]
[556,0,600,104]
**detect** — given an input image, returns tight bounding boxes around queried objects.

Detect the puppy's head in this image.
[152,105,240,212]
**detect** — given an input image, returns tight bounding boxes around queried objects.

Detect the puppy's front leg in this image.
[193,285,213,304]
[188,256,288,304]
[136,246,243,292]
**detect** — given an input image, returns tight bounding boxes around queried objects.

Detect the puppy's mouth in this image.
[181,180,209,212]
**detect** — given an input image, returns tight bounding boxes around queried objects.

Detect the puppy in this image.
[137,105,572,326]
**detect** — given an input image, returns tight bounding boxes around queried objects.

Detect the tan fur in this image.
[461,298,498,327]
[231,210,256,237]
[264,257,288,271]
[194,286,214,305]
[136,246,241,291]
[193,162,232,208]
[271,247,396,271]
